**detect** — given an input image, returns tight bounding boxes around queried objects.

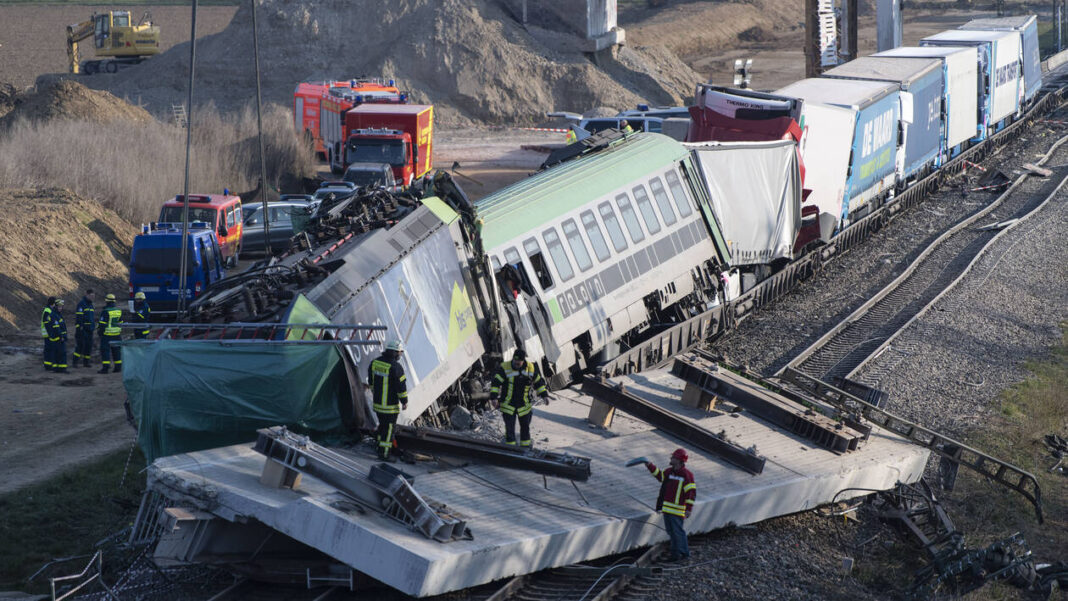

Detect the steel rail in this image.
[781,133,1068,380]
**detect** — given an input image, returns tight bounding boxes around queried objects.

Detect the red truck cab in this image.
[158,194,243,266]
[295,78,407,159]
[338,104,433,187]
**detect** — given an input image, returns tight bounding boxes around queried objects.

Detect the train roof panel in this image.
[824,56,941,88]
[474,133,687,250]
[774,78,897,110]
[962,15,1036,30]
[923,29,1016,43]
[875,45,978,60]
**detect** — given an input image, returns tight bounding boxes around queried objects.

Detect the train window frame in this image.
[581,210,611,261]
[519,241,555,291]
[614,193,645,244]
[648,176,677,226]
[598,202,629,252]
[541,227,575,282]
[502,247,536,296]
[561,218,593,271]
[664,171,694,217]
[632,185,661,234]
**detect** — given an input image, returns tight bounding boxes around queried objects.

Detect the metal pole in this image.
[177,0,199,318]
[251,0,271,256]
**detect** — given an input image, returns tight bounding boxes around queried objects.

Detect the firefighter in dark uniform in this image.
[73,288,95,367]
[46,299,69,373]
[41,297,55,370]
[97,293,123,374]
[132,291,151,339]
[489,349,548,447]
[367,340,408,461]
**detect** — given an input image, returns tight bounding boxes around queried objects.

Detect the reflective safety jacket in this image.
[490,361,547,417]
[75,296,95,331]
[133,302,151,336]
[40,306,52,338]
[647,462,696,518]
[367,354,407,414]
[98,305,123,337]
[46,310,67,342]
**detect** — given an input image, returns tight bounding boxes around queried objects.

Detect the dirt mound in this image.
[80,0,701,126]
[0,188,137,332]
[0,80,153,129]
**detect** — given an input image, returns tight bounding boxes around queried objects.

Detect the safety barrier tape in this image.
[517,127,569,133]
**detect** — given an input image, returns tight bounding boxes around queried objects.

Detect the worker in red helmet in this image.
[645,448,696,561]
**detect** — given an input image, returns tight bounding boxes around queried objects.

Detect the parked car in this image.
[241,199,315,255]
[312,181,358,204]
[343,162,399,191]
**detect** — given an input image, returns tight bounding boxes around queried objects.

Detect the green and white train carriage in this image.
[474,133,732,382]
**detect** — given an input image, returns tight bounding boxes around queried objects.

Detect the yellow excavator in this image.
[66,11,161,74]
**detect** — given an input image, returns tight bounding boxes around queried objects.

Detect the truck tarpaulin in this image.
[124,340,349,462]
[304,201,485,423]
[687,140,802,265]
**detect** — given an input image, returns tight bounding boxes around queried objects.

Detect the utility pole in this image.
[177,0,198,319]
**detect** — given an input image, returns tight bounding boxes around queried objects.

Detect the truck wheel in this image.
[106,61,118,74]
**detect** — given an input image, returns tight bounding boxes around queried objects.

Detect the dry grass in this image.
[0,101,315,224]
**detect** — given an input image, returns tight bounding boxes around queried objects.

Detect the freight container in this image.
[776,78,899,230]
[824,56,944,180]
[962,16,1041,104]
[875,46,979,157]
[922,29,1021,134]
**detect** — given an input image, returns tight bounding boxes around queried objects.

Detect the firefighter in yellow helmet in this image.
[367,339,408,461]
[132,291,151,339]
[97,293,123,374]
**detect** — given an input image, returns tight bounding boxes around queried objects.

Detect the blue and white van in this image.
[128,223,226,314]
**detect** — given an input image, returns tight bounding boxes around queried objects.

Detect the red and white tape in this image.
[517,127,570,133]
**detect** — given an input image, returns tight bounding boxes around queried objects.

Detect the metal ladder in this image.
[121,322,385,346]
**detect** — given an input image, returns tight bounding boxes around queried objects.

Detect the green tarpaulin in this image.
[124,340,349,462]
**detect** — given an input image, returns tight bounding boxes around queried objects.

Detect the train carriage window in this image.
[648,177,677,225]
[581,210,611,261]
[561,219,593,271]
[614,193,645,243]
[598,202,629,252]
[632,185,661,234]
[522,238,556,290]
[664,171,693,217]
[541,228,574,282]
[505,246,538,294]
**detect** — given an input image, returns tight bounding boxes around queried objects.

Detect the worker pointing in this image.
[368,339,408,462]
[645,448,696,562]
[489,348,548,448]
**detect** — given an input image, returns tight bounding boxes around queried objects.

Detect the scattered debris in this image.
[449,405,474,430]
[970,168,1011,192]
[977,218,1020,231]
[1022,162,1053,176]
[1044,433,1067,474]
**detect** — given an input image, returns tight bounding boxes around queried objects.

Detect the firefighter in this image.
[620,119,635,135]
[489,349,548,447]
[564,126,578,145]
[367,340,408,461]
[41,297,55,370]
[73,288,95,367]
[97,293,123,374]
[46,299,69,373]
[132,291,151,339]
[645,449,696,562]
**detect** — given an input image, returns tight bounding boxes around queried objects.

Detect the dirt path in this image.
[0,335,134,496]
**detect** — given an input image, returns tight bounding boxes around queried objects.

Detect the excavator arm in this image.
[66,17,96,74]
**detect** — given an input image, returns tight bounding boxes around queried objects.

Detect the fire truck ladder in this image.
[120,322,385,345]
[777,367,1044,523]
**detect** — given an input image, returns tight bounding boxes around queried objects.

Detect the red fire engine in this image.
[292,78,407,157]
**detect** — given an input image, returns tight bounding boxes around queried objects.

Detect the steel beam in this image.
[671,356,865,453]
[253,427,471,541]
[778,368,1044,523]
[581,375,765,474]
[394,426,592,481]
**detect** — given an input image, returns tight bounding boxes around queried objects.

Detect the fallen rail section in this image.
[394,426,592,481]
[777,368,1044,523]
[581,374,766,474]
[670,355,867,454]
[253,426,471,542]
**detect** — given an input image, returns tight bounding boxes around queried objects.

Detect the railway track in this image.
[781,131,1068,382]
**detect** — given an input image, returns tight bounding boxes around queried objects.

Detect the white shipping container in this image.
[875,46,979,152]
[785,100,854,239]
[922,30,1020,128]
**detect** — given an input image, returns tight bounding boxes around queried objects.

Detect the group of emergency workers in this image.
[365,341,698,559]
[40,289,151,375]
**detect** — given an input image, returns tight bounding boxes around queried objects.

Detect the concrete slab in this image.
[147,368,929,597]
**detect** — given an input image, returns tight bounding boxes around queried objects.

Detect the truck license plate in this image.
[139,286,159,292]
